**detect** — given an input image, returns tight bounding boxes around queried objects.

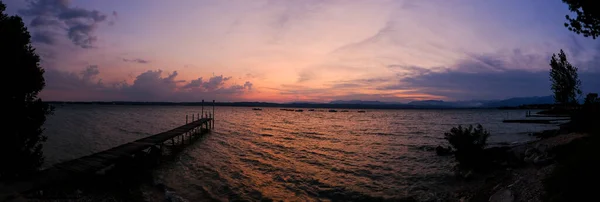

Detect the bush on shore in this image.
[444,124,490,170]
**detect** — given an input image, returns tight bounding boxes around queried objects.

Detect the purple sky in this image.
[4,0,600,102]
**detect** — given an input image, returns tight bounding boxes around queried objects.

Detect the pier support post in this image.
[212,100,215,129]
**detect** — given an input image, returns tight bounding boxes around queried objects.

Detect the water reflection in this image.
[43,106,555,201]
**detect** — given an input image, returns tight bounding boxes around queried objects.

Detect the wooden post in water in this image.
[189,114,196,137]
[212,100,215,129]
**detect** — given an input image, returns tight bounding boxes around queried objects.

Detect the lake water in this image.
[43,105,558,201]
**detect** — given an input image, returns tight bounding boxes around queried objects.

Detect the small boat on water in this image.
[295,109,304,112]
[328,109,337,112]
[341,110,349,112]
[252,108,262,111]
[308,109,315,111]
[357,110,366,113]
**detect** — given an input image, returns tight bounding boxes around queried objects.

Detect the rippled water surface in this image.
[43,105,558,201]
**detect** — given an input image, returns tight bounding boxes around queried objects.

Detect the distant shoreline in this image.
[46,101,548,110]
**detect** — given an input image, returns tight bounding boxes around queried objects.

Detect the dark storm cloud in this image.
[19,0,114,48]
[42,67,254,102]
[122,58,151,64]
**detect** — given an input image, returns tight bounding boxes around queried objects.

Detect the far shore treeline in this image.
[45,101,552,110]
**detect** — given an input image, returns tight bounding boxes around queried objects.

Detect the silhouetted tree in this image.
[549,49,581,106]
[0,1,52,180]
[562,0,600,39]
[584,93,599,105]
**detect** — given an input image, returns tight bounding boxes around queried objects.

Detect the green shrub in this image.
[444,124,490,169]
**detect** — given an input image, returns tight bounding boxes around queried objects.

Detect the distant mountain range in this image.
[49,95,556,109]
[481,96,554,108]
[327,95,555,108]
[328,100,388,105]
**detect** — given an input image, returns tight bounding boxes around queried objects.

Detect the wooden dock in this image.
[502,118,570,124]
[52,117,213,174]
[0,102,216,201]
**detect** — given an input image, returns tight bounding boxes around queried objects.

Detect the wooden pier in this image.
[0,101,216,201]
[502,118,570,124]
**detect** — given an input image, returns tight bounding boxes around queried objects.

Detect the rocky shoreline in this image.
[445,131,588,202]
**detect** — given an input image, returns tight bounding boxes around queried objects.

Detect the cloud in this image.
[19,0,114,48]
[394,69,600,101]
[181,75,244,92]
[329,77,393,90]
[125,70,182,100]
[31,31,56,44]
[326,49,600,101]
[122,58,151,64]
[271,83,431,102]
[42,66,254,102]
[381,50,600,100]
[396,70,552,100]
[183,77,204,89]
[296,70,314,83]
[80,65,99,81]
[202,75,231,91]
[243,81,253,90]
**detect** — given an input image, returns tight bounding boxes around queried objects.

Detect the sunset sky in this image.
[4,0,600,102]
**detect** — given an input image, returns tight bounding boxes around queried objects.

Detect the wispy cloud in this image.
[122,58,150,64]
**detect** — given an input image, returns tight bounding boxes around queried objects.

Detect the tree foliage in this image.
[444,124,489,169]
[0,1,52,180]
[549,49,581,106]
[584,93,599,105]
[562,0,600,39]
